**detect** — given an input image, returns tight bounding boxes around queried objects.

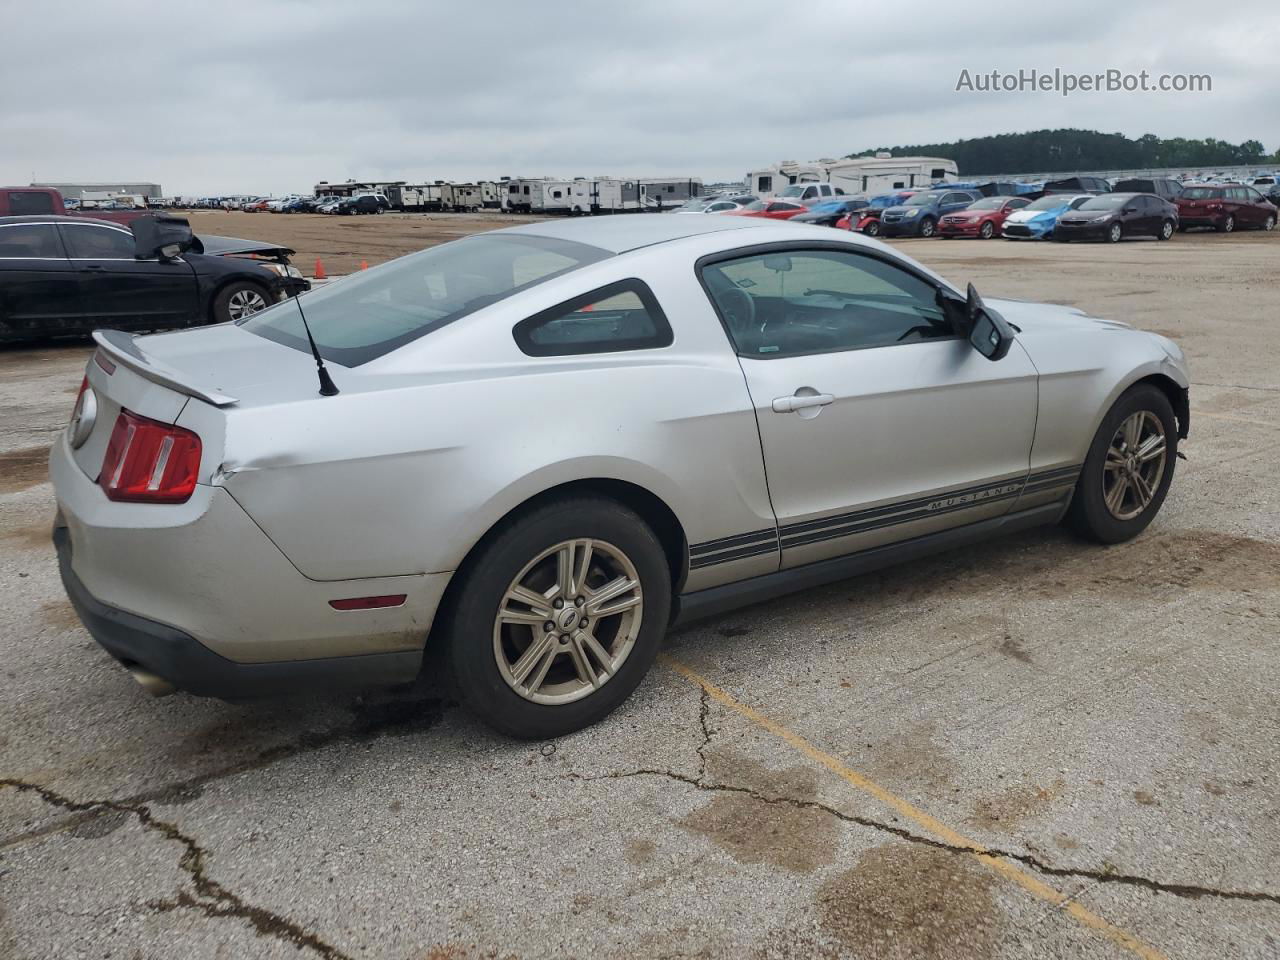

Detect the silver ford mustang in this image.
[51,215,1190,737]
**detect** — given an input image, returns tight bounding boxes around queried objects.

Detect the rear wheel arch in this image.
[430,478,689,643]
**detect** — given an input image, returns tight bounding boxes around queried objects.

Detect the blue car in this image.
[999,194,1092,239]
[877,189,983,238]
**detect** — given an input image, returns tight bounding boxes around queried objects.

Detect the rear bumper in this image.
[1054,223,1110,240]
[55,526,421,698]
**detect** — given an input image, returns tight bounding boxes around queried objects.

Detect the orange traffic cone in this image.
[359,260,369,271]
[314,258,326,280]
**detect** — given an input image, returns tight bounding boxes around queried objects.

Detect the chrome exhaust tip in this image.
[129,668,176,697]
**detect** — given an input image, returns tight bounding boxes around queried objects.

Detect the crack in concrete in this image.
[0,778,353,960]
[694,686,712,782]
[0,696,448,852]
[566,767,1280,908]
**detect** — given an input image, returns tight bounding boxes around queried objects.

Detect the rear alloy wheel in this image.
[919,217,936,238]
[1069,384,1177,543]
[446,497,670,738]
[979,221,995,239]
[1264,215,1276,232]
[1107,222,1123,243]
[1218,215,1235,233]
[1158,219,1174,241]
[213,281,271,323]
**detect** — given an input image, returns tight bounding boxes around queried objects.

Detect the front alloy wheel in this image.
[1102,411,1168,521]
[227,287,268,320]
[494,538,643,704]
[1108,222,1123,243]
[919,217,936,238]
[980,221,995,239]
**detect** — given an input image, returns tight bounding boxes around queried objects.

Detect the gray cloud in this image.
[2,0,1275,196]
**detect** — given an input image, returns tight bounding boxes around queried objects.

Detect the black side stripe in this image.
[689,527,777,557]
[689,540,779,570]
[778,475,1024,537]
[688,465,1082,570]
[781,488,1026,551]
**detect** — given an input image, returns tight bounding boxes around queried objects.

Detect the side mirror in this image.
[130,214,195,261]
[965,283,1015,360]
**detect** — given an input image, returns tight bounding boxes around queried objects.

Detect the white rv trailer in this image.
[638,177,703,210]
[450,182,484,211]
[504,178,547,213]
[437,183,459,210]
[745,161,830,198]
[385,183,445,211]
[825,155,959,195]
[568,178,643,214]
[479,181,502,209]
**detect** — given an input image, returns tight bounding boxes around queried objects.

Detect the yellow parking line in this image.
[1191,409,1278,429]
[662,655,1167,960]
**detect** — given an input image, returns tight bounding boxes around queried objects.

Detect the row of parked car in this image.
[187,194,394,215]
[678,175,1279,243]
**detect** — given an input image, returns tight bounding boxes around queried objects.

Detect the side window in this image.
[513,279,673,357]
[0,224,64,258]
[758,176,772,193]
[930,168,947,179]
[1245,187,1264,201]
[819,184,832,196]
[1008,198,1030,209]
[61,225,137,259]
[8,191,57,215]
[700,248,955,359]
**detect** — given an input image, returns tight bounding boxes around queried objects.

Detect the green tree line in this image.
[847,129,1275,173]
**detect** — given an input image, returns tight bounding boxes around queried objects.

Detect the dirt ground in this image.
[1,218,1278,960]
[181,209,542,276]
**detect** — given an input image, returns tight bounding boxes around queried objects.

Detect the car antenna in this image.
[287,283,339,396]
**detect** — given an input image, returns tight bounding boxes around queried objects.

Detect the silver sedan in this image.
[51,215,1190,737]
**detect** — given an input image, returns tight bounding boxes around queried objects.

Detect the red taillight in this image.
[73,376,89,408]
[97,409,201,503]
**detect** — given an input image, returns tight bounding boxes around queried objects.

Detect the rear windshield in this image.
[239,233,611,366]
[1079,195,1129,210]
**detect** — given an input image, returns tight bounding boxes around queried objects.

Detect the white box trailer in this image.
[479,181,502,209]
[504,178,543,212]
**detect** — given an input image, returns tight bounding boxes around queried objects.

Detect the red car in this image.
[938,196,1032,239]
[1176,184,1277,233]
[725,198,807,220]
[850,191,918,236]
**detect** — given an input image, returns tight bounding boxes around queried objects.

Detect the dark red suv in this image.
[1176,185,1277,233]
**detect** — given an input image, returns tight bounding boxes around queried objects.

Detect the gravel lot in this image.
[1,216,1277,960]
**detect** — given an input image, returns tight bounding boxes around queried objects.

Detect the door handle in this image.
[82,264,104,270]
[772,392,834,413]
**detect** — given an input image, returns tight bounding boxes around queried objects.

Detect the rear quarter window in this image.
[513,279,672,356]
[0,223,63,257]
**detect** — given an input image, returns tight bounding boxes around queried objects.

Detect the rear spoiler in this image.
[92,329,238,407]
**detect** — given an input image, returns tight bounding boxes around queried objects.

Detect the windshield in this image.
[1025,195,1073,211]
[1079,195,1129,210]
[968,198,1005,210]
[903,192,945,207]
[239,233,611,366]
[1182,187,1222,199]
[676,198,710,211]
[777,185,809,198]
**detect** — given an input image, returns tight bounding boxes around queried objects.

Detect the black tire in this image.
[1107,222,1123,243]
[444,496,671,739]
[979,221,994,239]
[1068,384,1178,544]
[1217,215,1234,234]
[1157,219,1174,241]
[919,217,936,238]
[1264,215,1276,232]
[211,281,272,324]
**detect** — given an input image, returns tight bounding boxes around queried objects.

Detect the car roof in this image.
[0,214,128,228]
[497,213,774,253]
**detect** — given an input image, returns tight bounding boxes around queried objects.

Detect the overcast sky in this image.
[3,0,1274,196]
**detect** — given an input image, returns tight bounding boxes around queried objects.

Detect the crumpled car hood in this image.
[192,234,295,258]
